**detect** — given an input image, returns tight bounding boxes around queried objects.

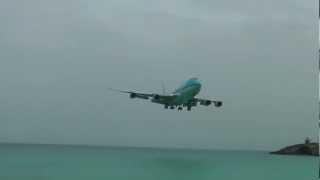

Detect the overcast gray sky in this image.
[0,0,317,151]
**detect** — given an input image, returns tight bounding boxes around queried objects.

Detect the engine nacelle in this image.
[130,93,137,99]
[200,100,212,106]
[153,94,160,100]
[214,101,223,107]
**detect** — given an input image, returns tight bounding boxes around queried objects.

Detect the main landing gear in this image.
[164,105,191,111]
[164,105,175,109]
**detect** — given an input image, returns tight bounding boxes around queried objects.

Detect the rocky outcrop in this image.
[270,143,319,156]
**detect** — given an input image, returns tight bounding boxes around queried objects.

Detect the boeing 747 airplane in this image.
[110,78,223,111]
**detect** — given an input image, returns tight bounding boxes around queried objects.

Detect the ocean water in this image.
[0,144,317,180]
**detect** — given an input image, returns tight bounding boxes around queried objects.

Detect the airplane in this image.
[109,78,223,111]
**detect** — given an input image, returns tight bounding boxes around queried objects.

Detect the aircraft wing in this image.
[109,88,155,99]
[194,98,223,107]
[109,88,176,102]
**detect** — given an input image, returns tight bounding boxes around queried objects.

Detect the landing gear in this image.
[166,105,185,111]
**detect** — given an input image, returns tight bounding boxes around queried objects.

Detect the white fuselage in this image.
[166,78,202,106]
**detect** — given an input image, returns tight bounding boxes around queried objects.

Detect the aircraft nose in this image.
[195,82,201,90]
[198,83,202,89]
[195,80,201,86]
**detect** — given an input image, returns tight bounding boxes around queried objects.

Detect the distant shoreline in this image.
[270,143,319,156]
[0,142,266,153]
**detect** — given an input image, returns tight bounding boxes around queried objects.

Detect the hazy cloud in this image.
[0,0,317,150]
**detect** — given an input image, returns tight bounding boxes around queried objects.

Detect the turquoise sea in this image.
[0,144,317,180]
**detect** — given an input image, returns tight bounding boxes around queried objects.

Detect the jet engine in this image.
[130,93,137,98]
[153,94,160,100]
[214,101,223,107]
[200,100,212,106]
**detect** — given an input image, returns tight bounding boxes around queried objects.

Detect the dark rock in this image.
[270,143,319,156]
